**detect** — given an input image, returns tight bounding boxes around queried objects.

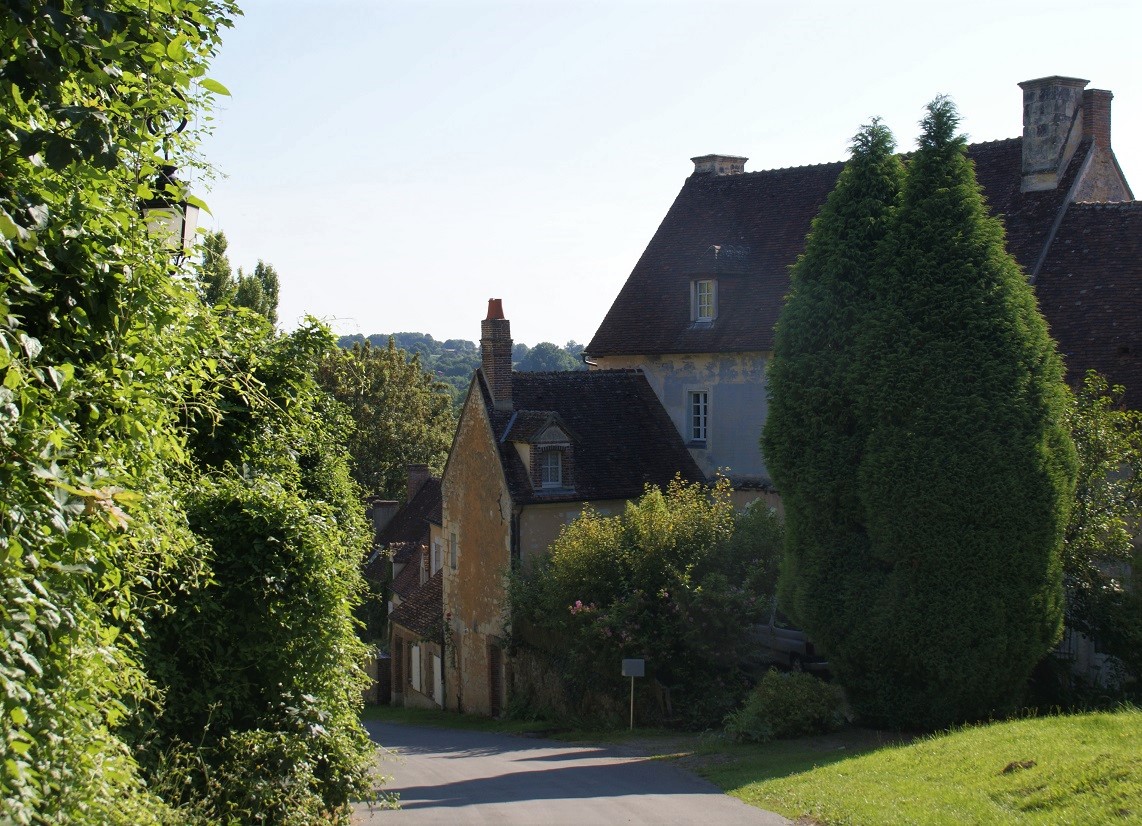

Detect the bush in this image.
[724,670,846,742]
[509,477,777,728]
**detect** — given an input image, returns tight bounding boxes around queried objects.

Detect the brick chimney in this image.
[406,464,430,503]
[691,154,748,177]
[481,298,513,412]
[1019,75,1088,192]
[1082,88,1113,150]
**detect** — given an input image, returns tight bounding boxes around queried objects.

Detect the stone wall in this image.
[441,384,512,715]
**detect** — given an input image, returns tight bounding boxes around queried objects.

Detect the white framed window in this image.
[688,391,708,443]
[541,450,563,488]
[692,279,717,321]
[431,540,442,574]
[449,532,458,570]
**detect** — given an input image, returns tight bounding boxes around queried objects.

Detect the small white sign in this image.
[621,658,645,678]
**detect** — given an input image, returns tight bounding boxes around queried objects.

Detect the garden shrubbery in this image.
[724,670,846,742]
[510,478,783,728]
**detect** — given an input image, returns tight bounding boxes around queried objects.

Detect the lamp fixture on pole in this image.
[139,91,198,264]
[140,164,199,264]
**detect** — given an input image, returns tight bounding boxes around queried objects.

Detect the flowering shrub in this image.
[510,477,783,727]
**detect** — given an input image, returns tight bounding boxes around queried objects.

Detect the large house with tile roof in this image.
[586,76,1140,488]
[440,299,703,715]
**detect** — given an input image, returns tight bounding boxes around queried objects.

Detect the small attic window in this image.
[692,279,717,322]
[541,450,563,488]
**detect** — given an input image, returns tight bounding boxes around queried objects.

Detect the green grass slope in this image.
[705,708,1140,824]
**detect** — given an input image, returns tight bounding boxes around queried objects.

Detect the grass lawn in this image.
[702,707,1141,825]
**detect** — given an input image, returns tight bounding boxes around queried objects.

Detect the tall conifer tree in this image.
[762,121,903,655]
[849,99,1076,727]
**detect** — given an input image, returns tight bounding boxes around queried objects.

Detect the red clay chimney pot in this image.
[486,298,505,320]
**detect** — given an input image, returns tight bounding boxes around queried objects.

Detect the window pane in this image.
[690,391,708,441]
[696,280,714,320]
[541,451,562,486]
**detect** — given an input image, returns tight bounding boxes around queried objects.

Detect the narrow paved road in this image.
[352,721,789,825]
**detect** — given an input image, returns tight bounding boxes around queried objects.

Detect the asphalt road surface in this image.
[353,720,789,825]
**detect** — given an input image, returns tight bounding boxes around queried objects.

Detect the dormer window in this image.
[541,450,563,488]
[511,416,575,492]
[692,279,717,322]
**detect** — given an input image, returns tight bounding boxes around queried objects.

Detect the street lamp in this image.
[140,163,199,264]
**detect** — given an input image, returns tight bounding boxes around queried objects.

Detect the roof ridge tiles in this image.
[696,137,1022,181]
[1069,200,1142,210]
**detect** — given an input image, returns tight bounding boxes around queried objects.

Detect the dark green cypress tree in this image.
[849,98,1076,728]
[762,120,904,658]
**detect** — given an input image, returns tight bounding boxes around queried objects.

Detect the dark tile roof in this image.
[362,549,387,583]
[480,369,705,504]
[375,478,441,549]
[1035,202,1142,408]
[390,569,442,639]
[586,136,1142,406]
[389,550,427,600]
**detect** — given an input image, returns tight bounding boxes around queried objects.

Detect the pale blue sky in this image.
[197,0,1142,346]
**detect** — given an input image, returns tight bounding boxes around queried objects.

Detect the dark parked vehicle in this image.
[748,605,829,675]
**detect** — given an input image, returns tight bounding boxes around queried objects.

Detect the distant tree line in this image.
[338,332,587,408]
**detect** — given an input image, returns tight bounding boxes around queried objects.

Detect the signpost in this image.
[621,658,644,731]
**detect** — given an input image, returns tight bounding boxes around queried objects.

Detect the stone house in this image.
[390,567,444,709]
[440,299,703,715]
[585,75,1140,488]
[360,466,446,707]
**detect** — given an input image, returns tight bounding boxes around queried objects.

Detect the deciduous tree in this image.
[315,339,455,498]
[1060,371,1142,681]
[0,1,237,821]
[510,479,780,727]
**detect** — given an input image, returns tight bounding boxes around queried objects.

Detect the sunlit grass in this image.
[703,707,1141,824]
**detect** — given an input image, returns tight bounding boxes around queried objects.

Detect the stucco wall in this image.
[518,499,626,565]
[441,386,512,715]
[593,352,771,483]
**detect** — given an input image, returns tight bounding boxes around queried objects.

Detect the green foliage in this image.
[1,4,376,822]
[136,319,376,823]
[510,478,778,728]
[0,1,237,821]
[235,260,280,325]
[516,341,585,372]
[1060,371,1142,682]
[195,230,280,324]
[198,230,236,305]
[337,333,588,410]
[724,671,846,742]
[764,100,1077,730]
[315,338,455,498]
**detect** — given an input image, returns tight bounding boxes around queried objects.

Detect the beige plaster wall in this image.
[518,499,627,566]
[593,351,772,483]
